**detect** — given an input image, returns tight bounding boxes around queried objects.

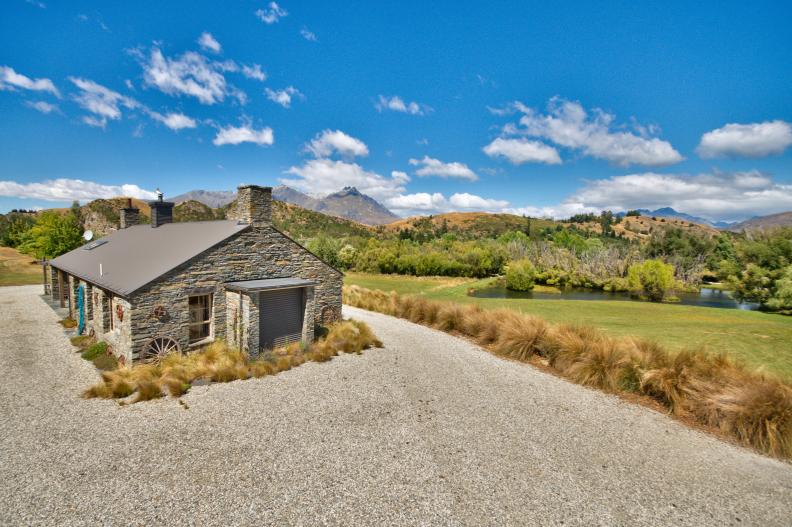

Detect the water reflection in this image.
[468,286,760,310]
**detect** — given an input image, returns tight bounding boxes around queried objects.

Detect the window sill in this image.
[188,337,215,348]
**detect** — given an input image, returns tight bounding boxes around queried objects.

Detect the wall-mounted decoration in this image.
[116,304,124,322]
[152,305,168,322]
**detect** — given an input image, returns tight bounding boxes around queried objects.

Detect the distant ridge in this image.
[728,211,792,232]
[619,207,734,229]
[173,185,398,226]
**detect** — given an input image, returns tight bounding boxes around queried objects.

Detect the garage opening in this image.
[259,287,305,349]
[224,277,317,352]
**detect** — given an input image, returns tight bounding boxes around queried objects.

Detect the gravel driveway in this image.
[1,285,791,526]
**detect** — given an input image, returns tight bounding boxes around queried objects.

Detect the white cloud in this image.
[265,86,302,108]
[0,178,157,202]
[281,159,408,201]
[0,66,60,97]
[499,97,682,167]
[513,170,792,221]
[25,100,59,114]
[148,111,197,131]
[25,0,47,8]
[375,95,430,116]
[197,32,222,54]
[69,77,138,128]
[306,130,369,158]
[256,2,287,24]
[213,124,274,146]
[408,156,477,181]
[140,48,243,105]
[483,137,561,165]
[300,27,318,41]
[697,120,792,158]
[241,64,266,81]
[385,191,509,215]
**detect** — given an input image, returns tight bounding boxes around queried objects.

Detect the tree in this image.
[505,259,536,291]
[337,244,357,269]
[18,210,83,260]
[627,259,675,302]
[766,266,792,313]
[0,212,36,247]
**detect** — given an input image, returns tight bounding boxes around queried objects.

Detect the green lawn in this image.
[344,272,792,381]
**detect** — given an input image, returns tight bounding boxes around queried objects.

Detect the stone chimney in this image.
[148,189,174,228]
[119,198,140,229]
[228,185,272,227]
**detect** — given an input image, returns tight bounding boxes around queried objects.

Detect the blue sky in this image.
[1,0,791,221]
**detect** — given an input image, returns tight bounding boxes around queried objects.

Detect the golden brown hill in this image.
[381,212,557,238]
[570,215,720,241]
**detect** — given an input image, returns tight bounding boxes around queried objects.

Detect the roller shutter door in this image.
[259,287,305,350]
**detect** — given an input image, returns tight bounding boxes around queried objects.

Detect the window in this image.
[188,294,213,344]
[103,293,113,332]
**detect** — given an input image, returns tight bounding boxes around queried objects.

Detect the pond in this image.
[468,285,761,311]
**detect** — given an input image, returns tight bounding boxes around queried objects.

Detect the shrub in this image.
[81,342,108,361]
[766,266,792,313]
[505,259,536,291]
[59,318,78,329]
[70,335,95,349]
[83,320,381,403]
[92,353,118,371]
[627,259,675,302]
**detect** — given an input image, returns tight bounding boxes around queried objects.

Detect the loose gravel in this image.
[1,285,791,526]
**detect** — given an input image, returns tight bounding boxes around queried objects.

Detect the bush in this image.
[505,259,536,291]
[766,266,792,314]
[83,320,381,403]
[627,259,675,302]
[81,341,108,361]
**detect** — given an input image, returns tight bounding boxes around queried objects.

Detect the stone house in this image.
[47,185,343,362]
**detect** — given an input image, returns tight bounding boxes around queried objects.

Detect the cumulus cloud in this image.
[0,66,60,97]
[497,97,682,167]
[69,77,138,128]
[409,156,477,181]
[509,170,791,221]
[256,2,287,24]
[213,124,274,146]
[483,137,561,165]
[375,95,430,116]
[25,100,59,114]
[139,48,243,105]
[147,110,197,131]
[300,27,318,41]
[0,178,157,202]
[306,130,369,158]
[197,32,222,54]
[241,64,266,81]
[265,86,302,108]
[281,160,408,201]
[697,120,792,158]
[385,192,509,215]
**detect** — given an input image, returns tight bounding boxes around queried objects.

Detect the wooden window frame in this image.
[188,293,214,345]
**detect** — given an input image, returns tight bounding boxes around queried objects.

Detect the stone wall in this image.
[128,224,342,360]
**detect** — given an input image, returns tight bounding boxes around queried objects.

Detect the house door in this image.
[259,288,305,350]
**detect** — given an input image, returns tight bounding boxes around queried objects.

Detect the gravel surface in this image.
[1,285,791,526]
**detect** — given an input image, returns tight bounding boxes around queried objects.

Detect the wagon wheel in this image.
[143,336,180,364]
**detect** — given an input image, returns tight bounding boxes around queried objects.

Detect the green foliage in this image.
[732,228,792,310]
[627,259,676,302]
[766,266,792,313]
[18,210,83,260]
[0,212,36,248]
[625,210,641,217]
[81,341,109,361]
[505,259,536,291]
[306,234,344,268]
[337,244,357,269]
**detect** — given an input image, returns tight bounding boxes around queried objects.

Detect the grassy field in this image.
[0,247,43,287]
[344,272,792,381]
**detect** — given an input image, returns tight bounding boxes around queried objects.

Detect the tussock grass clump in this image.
[343,284,792,460]
[81,342,108,361]
[70,335,96,350]
[83,319,382,405]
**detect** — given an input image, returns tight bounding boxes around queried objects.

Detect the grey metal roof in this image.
[224,277,317,292]
[49,220,249,297]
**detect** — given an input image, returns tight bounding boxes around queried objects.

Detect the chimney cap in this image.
[156,188,163,202]
[237,184,272,191]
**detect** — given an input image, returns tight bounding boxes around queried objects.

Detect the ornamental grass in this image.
[343,284,792,460]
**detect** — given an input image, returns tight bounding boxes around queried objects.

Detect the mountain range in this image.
[623,207,735,229]
[172,185,398,226]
